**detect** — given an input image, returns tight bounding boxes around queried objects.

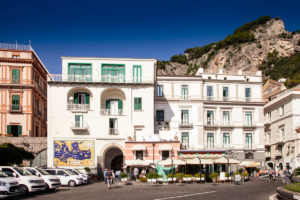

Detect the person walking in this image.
[271,169,276,182]
[103,169,107,185]
[116,170,120,181]
[105,170,113,189]
[268,169,272,182]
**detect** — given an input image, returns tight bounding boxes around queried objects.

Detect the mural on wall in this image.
[54,140,94,166]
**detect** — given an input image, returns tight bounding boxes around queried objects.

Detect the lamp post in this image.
[152,143,155,172]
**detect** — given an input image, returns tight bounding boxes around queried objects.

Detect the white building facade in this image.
[154,69,266,170]
[47,57,156,172]
[264,86,300,171]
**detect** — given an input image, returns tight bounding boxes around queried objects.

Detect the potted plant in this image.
[157,174,163,182]
[194,173,205,182]
[183,174,192,182]
[175,173,184,183]
[167,174,176,182]
[225,172,231,181]
[242,172,249,182]
[120,172,128,182]
[146,172,158,183]
[209,172,218,183]
[139,177,147,182]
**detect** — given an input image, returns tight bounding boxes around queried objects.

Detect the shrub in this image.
[120,172,128,178]
[242,172,249,176]
[167,174,174,178]
[170,54,188,64]
[293,167,300,176]
[175,173,184,179]
[239,168,244,173]
[84,167,91,174]
[194,173,205,177]
[157,60,170,70]
[233,172,241,176]
[284,183,300,193]
[146,172,158,179]
[209,172,218,179]
[139,177,147,182]
[183,174,192,178]
[0,143,34,165]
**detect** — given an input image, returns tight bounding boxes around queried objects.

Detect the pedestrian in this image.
[271,170,276,182]
[133,168,139,181]
[268,169,272,182]
[111,170,115,184]
[116,170,120,180]
[105,170,113,189]
[103,169,107,184]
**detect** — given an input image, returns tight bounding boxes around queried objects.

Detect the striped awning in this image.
[132,145,146,151]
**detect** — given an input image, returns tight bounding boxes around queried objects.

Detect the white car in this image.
[0,170,21,199]
[0,166,45,194]
[24,167,61,190]
[65,168,89,183]
[45,168,83,187]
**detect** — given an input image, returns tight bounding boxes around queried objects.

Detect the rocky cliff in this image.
[158,17,300,76]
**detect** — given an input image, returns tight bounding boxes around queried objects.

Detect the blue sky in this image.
[1,0,300,74]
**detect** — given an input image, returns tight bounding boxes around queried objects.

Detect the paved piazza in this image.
[18,179,281,200]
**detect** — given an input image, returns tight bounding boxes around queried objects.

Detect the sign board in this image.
[220,172,226,181]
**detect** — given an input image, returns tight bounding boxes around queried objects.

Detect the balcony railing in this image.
[181,95,190,101]
[244,144,255,149]
[156,95,264,102]
[9,105,22,112]
[0,43,32,50]
[109,128,119,135]
[67,104,90,111]
[70,122,89,131]
[101,109,124,116]
[180,144,189,150]
[48,74,154,84]
[204,96,263,102]
[203,144,233,150]
[244,122,255,127]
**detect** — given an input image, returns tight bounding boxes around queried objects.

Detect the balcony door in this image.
[110,100,119,115]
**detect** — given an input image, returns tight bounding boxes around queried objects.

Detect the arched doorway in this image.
[31,149,47,167]
[104,147,123,171]
[267,162,274,169]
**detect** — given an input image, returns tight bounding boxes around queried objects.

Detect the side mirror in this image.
[38,174,41,177]
[64,174,69,177]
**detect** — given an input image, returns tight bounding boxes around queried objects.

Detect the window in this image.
[106,99,122,115]
[7,125,22,137]
[181,85,188,100]
[102,64,125,82]
[267,112,271,120]
[245,88,251,101]
[1,168,15,177]
[74,93,90,104]
[207,110,214,125]
[207,133,214,148]
[45,170,56,175]
[57,170,67,176]
[222,111,230,126]
[207,86,213,100]
[75,115,83,128]
[133,65,142,83]
[223,133,230,147]
[35,100,39,114]
[109,118,118,135]
[156,85,163,97]
[181,110,189,125]
[135,151,144,160]
[181,132,189,149]
[134,98,142,110]
[162,151,170,160]
[245,111,252,126]
[11,69,20,84]
[11,95,20,110]
[68,63,92,81]
[279,127,285,137]
[156,110,164,122]
[245,133,253,148]
[245,152,254,159]
[280,105,284,116]
[223,87,229,101]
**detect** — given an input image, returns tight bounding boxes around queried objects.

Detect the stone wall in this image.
[0,137,47,154]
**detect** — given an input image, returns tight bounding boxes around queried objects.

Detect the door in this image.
[133,65,142,83]
[57,170,68,185]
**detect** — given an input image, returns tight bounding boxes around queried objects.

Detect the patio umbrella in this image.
[240,161,258,168]
[158,158,186,166]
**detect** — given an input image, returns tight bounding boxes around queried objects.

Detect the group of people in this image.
[103,169,121,189]
[268,167,293,184]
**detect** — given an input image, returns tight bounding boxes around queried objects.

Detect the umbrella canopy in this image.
[240,161,258,168]
[157,158,186,166]
[214,157,240,164]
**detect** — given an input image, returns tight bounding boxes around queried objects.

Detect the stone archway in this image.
[104,147,124,171]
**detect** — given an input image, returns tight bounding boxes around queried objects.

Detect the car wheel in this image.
[68,180,76,187]
[20,184,29,194]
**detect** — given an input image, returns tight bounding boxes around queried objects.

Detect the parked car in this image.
[0,166,45,194]
[0,170,21,199]
[65,168,89,183]
[23,167,61,190]
[44,168,83,187]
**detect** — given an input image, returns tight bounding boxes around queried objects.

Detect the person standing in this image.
[103,169,107,184]
[105,170,113,189]
[116,170,120,180]
[268,169,272,182]
[133,168,139,181]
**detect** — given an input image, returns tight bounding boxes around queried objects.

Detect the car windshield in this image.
[0,171,8,178]
[25,169,37,175]
[36,168,50,175]
[66,169,76,175]
[74,169,82,174]
[13,167,31,176]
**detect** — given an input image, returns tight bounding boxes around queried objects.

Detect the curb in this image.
[269,194,278,200]
[277,186,300,200]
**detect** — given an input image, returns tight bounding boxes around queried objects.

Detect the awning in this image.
[214,157,240,164]
[125,159,150,166]
[158,145,173,151]
[201,159,214,165]
[132,145,146,151]
[240,161,258,168]
[185,158,201,165]
[157,158,186,166]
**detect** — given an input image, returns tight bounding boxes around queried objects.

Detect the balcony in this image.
[204,121,218,127]
[9,105,22,112]
[70,122,89,131]
[203,96,263,103]
[243,122,256,128]
[265,151,271,158]
[67,104,90,112]
[179,120,193,128]
[48,74,154,84]
[180,144,189,150]
[155,121,170,131]
[181,95,190,101]
[203,144,233,150]
[109,128,119,135]
[101,109,124,116]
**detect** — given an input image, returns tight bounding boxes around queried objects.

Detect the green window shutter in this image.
[134,98,142,110]
[134,98,137,110]
[12,69,20,84]
[106,100,110,109]
[17,126,22,136]
[7,125,11,135]
[74,93,78,104]
[118,99,123,109]
[85,93,90,104]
